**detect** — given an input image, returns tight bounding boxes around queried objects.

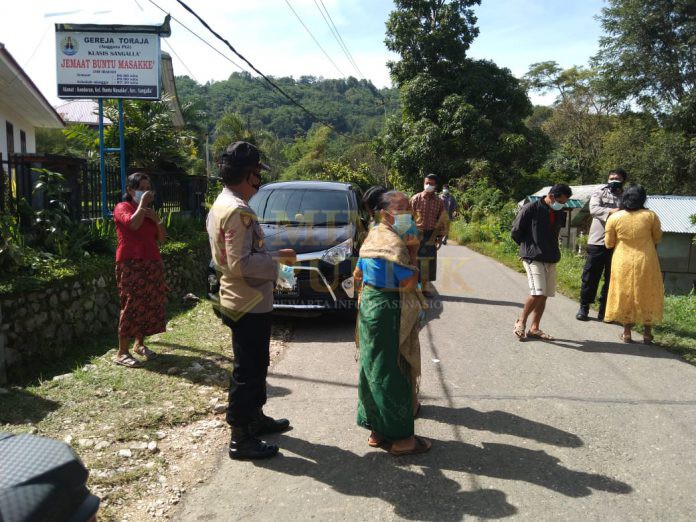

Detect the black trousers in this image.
[580,245,613,307]
[222,311,272,427]
[418,229,438,283]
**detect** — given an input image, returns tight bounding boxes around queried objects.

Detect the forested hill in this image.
[175,72,398,140]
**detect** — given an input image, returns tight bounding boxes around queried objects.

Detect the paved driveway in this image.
[176,244,696,520]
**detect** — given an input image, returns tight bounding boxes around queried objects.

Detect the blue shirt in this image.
[357,257,415,289]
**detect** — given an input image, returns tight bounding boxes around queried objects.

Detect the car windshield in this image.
[252,189,351,226]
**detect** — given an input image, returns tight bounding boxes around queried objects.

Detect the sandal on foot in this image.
[513,320,526,340]
[134,345,157,360]
[389,436,432,457]
[642,335,653,345]
[368,432,386,448]
[619,333,633,343]
[526,329,555,341]
[113,353,142,368]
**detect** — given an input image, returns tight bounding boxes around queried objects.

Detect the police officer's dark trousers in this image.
[222,311,272,427]
[580,245,613,310]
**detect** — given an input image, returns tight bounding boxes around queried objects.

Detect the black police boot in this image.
[576,304,590,321]
[248,409,291,437]
[229,426,279,460]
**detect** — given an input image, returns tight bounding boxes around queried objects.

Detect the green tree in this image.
[378,0,540,195]
[524,62,614,184]
[592,0,695,134]
[598,114,696,194]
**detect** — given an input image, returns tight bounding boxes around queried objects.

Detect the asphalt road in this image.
[176,244,696,521]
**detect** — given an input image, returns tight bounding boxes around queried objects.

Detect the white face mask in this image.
[424,184,436,193]
[442,189,449,194]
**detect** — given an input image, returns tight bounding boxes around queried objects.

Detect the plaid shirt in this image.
[410,191,447,236]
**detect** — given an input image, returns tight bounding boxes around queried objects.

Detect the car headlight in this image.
[321,238,353,265]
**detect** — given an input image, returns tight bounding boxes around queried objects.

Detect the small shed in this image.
[645,195,696,294]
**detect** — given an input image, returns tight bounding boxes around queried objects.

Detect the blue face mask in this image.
[389,212,414,237]
[550,201,565,211]
[134,190,144,204]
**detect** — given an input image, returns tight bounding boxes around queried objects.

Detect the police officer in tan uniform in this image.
[207,141,296,460]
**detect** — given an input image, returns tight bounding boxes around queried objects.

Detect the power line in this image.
[283,0,345,77]
[162,39,197,81]
[313,0,365,80]
[173,0,363,143]
[146,0,246,74]
[311,0,384,105]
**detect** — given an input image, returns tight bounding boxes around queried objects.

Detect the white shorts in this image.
[522,260,557,297]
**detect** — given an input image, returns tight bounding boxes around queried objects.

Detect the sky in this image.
[0,0,606,107]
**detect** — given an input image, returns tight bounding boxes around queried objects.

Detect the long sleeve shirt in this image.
[588,186,621,246]
[206,188,278,316]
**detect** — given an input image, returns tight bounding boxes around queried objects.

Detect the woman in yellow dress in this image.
[603,185,663,344]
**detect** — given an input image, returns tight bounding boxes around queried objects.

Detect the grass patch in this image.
[462,239,696,364]
[0,301,233,520]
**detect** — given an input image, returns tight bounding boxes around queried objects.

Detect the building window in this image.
[5,121,14,156]
[20,130,27,153]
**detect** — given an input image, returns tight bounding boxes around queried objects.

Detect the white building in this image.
[0,42,64,162]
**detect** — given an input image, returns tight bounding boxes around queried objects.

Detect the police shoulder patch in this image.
[240,213,252,228]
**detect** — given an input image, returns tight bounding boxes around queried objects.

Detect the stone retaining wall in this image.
[0,245,208,383]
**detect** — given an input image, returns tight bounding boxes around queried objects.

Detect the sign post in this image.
[55,17,171,217]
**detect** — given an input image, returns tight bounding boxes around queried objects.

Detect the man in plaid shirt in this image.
[410,173,448,296]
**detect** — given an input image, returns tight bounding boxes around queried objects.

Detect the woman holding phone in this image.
[112,172,167,367]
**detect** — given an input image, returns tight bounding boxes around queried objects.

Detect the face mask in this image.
[249,174,261,191]
[134,190,144,203]
[608,180,623,191]
[442,189,449,194]
[550,201,565,211]
[389,212,414,237]
[424,184,436,193]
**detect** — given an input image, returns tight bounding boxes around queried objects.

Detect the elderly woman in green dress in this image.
[353,190,430,456]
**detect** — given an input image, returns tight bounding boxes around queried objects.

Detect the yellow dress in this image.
[604,209,664,325]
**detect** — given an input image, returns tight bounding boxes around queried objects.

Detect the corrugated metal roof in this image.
[645,195,696,234]
[529,184,605,203]
[55,100,111,125]
[526,195,584,208]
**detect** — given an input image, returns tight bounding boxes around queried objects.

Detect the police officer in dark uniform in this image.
[206,141,297,459]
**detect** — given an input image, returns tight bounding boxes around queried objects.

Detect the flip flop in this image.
[368,433,387,448]
[619,333,634,343]
[513,320,526,340]
[113,353,142,368]
[389,436,432,457]
[134,345,158,360]
[526,329,555,341]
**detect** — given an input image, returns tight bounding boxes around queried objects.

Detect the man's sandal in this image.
[526,330,555,341]
[513,320,526,340]
[389,436,432,457]
[134,345,158,360]
[113,353,142,368]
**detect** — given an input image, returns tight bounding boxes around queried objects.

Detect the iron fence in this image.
[0,153,210,222]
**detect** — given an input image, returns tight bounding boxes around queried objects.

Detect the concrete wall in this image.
[0,246,208,383]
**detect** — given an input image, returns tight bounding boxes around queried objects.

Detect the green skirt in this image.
[357,285,414,441]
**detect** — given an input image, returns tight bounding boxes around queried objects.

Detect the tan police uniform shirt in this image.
[206,187,278,319]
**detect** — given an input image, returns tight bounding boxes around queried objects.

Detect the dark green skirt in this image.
[357,285,414,441]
